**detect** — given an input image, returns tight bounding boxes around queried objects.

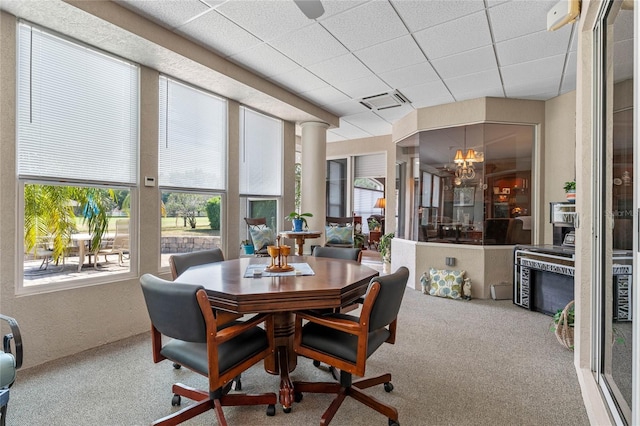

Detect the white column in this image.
[300,121,329,253]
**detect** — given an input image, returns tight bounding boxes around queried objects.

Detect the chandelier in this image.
[453,128,482,182]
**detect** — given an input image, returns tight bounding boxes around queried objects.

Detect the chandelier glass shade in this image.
[453,128,482,181]
[454,148,477,180]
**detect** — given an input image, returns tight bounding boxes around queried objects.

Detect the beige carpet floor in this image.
[7,284,589,426]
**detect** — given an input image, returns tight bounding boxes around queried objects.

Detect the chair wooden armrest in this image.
[294,311,363,335]
[214,313,271,344]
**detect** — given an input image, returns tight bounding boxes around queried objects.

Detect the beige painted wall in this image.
[544,92,577,244]
[392,238,513,300]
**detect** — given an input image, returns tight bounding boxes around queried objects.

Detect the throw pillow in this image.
[428,268,466,300]
[249,227,276,251]
[325,226,353,244]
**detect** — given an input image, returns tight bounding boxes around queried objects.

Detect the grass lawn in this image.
[72,216,219,236]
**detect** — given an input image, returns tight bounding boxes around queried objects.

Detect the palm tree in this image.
[24,184,116,264]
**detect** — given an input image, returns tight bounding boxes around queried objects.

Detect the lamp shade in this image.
[454,149,464,164]
[374,198,386,209]
[465,149,477,163]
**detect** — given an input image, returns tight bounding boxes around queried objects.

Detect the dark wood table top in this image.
[174,256,379,314]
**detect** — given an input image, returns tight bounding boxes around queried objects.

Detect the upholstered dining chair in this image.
[292,267,409,426]
[244,217,273,257]
[139,274,277,425]
[169,248,225,280]
[0,314,23,426]
[312,246,362,263]
[168,248,244,388]
[324,216,355,248]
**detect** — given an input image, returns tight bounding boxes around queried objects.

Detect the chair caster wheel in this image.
[233,376,242,391]
[283,406,292,413]
[388,419,399,426]
[312,360,321,367]
[172,363,181,369]
[171,394,181,406]
[294,391,303,403]
[384,382,394,392]
[266,404,276,416]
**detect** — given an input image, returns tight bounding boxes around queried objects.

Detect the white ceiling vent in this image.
[359,90,410,111]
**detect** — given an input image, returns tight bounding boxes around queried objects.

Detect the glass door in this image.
[594,2,635,424]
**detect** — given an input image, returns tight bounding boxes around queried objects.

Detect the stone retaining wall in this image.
[161,236,221,254]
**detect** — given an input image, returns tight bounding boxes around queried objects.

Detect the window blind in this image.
[355,153,385,178]
[239,107,282,196]
[17,23,138,185]
[158,76,227,190]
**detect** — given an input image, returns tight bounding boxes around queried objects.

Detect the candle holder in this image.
[265,236,294,272]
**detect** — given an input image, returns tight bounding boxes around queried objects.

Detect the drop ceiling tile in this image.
[496,27,572,66]
[400,80,455,109]
[331,74,392,99]
[322,1,408,51]
[342,112,393,136]
[354,35,426,74]
[379,62,439,89]
[176,11,262,57]
[504,76,561,99]
[431,46,498,80]
[330,100,372,117]
[560,73,576,95]
[392,0,486,33]
[327,130,347,143]
[270,24,349,66]
[269,68,328,93]
[374,103,415,122]
[565,51,577,76]
[445,69,504,100]
[116,0,215,29]
[331,119,375,139]
[300,86,352,107]
[215,0,310,42]
[414,11,492,60]
[489,0,557,42]
[501,55,565,87]
[319,0,370,19]
[307,54,373,85]
[228,44,300,78]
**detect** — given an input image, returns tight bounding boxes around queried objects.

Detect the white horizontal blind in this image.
[239,107,282,196]
[354,187,382,233]
[158,76,227,190]
[355,153,385,178]
[17,24,138,184]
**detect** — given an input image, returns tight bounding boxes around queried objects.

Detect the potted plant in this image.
[369,218,381,231]
[286,211,313,232]
[564,180,576,203]
[240,239,254,255]
[378,233,395,272]
[353,231,366,249]
[550,301,574,350]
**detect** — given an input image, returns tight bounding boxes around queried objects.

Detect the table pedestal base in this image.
[264,312,297,411]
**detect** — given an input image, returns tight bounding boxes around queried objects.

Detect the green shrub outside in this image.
[206,197,221,230]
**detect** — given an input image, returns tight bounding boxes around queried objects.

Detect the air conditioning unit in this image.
[359,90,411,111]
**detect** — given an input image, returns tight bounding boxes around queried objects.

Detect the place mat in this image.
[244,262,315,278]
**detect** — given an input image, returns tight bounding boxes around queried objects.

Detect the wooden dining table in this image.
[174,255,379,412]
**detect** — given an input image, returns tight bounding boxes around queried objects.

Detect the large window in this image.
[238,107,283,242]
[17,23,138,291]
[158,76,226,267]
[412,123,534,245]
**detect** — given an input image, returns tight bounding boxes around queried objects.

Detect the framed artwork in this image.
[453,187,475,206]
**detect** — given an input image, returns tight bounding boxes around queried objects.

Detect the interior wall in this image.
[544,91,577,244]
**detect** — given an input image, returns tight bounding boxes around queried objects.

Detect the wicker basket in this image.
[555,300,575,351]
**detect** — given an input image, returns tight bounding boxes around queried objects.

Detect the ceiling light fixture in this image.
[454,128,483,183]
